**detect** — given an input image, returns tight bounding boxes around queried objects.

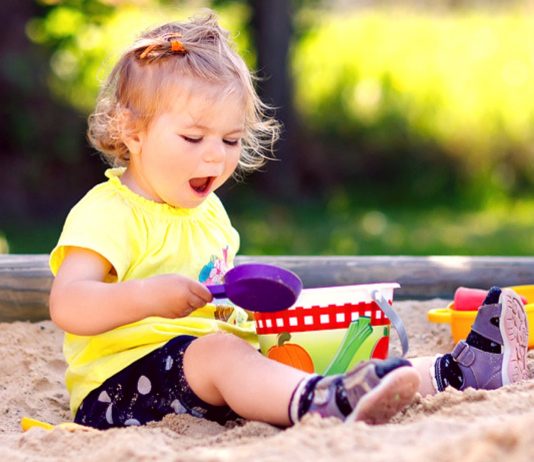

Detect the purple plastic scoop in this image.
[206,263,302,312]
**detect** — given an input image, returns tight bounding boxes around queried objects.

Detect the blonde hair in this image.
[88,10,280,174]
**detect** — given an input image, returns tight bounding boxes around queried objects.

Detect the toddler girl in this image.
[49,11,529,430]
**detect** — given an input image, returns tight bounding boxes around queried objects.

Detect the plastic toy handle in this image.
[207,284,227,299]
[370,289,409,357]
[427,308,453,324]
[323,317,373,375]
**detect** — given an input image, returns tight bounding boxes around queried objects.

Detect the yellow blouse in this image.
[50,168,257,415]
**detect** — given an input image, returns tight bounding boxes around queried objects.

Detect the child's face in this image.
[123,80,245,209]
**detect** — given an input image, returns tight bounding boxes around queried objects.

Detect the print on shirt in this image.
[198,246,229,285]
[198,246,236,323]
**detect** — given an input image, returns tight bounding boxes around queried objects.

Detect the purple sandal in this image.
[292,358,420,425]
[450,288,529,390]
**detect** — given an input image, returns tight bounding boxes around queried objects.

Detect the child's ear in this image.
[120,110,144,156]
[122,130,143,156]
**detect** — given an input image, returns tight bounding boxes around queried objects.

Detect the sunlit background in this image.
[2,0,534,256]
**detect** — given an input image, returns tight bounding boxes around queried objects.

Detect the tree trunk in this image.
[249,0,299,200]
[0,0,40,217]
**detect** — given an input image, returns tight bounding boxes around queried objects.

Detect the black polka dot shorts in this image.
[74,335,239,429]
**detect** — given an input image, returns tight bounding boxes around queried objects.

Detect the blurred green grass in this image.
[292,10,534,203]
[295,11,534,157]
[0,220,63,254]
[3,197,534,255]
[229,196,534,256]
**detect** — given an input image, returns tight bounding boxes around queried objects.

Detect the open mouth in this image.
[189,176,214,194]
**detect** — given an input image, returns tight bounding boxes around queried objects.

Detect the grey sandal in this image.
[302,357,420,425]
[451,288,528,390]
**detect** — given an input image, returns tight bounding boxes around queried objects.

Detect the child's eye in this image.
[181,135,202,144]
[223,139,240,146]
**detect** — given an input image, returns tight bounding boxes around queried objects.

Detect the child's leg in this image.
[413,287,529,396]
[183,332,306,426]
[409,356,439,396]
[183,332,420,426]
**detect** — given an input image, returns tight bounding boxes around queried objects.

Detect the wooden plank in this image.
[237,255,534,298]
[1,254,534,322]
[0,255,52,322]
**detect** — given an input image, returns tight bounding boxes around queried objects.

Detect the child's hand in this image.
[142,274,214,319]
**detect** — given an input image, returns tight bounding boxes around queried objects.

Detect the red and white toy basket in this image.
[254,283,402,375]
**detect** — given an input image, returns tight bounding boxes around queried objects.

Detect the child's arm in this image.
[49,247,213,336]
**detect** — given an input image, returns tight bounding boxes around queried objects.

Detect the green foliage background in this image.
[294,10,534,205]
[2,1,534,256]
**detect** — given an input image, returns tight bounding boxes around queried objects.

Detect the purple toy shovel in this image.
[206,263,302,312]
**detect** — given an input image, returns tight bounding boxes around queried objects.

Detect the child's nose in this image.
[203,140,226,163]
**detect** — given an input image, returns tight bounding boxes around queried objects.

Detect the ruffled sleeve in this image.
[49,183,135,281]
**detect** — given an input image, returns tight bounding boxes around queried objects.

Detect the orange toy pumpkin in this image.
[267,332,315,373]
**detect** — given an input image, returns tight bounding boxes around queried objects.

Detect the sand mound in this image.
[1,299,533,461]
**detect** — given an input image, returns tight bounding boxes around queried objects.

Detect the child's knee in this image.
[186,333,254,364]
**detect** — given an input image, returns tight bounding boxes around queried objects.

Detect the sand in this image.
[1,299,534,461]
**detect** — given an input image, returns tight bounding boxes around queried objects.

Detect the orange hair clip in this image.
[170,40,187,53]
[139,44,158,60]
[138,33,186,60]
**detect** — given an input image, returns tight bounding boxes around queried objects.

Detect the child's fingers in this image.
[190,281,214,303]
[187,294,210,312]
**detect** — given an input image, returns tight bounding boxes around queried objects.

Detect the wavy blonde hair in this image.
[87,10,280,175]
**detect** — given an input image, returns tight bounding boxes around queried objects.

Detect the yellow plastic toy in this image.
[20,416,91,432]
[427,285,534,347]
